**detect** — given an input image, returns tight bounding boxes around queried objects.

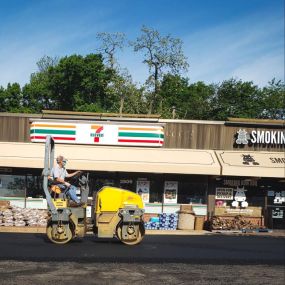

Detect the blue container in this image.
[150,217,159,223]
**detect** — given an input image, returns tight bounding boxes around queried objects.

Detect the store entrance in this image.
[267,206,285,229]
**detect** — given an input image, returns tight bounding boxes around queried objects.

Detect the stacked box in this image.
[144,213,178,230]
[144,216,160,230]
[158,213,178,230]
[144,221,160,230]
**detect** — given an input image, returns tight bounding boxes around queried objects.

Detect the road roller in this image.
[43,135,145,245]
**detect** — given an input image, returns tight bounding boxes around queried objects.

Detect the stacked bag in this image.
[145,213,178,230]
[211,215,257,231]
[0,204,48,227]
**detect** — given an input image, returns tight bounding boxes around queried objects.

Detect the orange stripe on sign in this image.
[31,124,76,129]
[91,125,102,129]
[118,127,162,131]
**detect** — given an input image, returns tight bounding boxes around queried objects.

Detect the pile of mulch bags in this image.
[211,215,257,230]
[0,204,48,227]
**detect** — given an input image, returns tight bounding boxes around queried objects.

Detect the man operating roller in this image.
[51,155,82,206]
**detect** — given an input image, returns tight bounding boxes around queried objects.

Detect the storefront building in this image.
[0,112,284,229]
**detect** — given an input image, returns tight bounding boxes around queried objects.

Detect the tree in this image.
[158,75,215,119]
[22,56,58,112]
[0,86,6,112]
[131,26,189,114]
[36,55,59,73]
[158,74,189,118]
[96,32,140,114]
[96,32,126,69]
[47,54,113,111]
[260,79,285,120]
[106,68,147,115]
[184,81,215,120]
[1,83,23,112]
[211,78,262,120]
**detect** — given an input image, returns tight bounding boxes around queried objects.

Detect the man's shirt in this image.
[51,165,68,180]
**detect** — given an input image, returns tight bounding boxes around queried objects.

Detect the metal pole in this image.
[24,175,27,208]
[43,135,57,214]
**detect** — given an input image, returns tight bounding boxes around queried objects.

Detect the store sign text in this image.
[215,188,233,200]
[223,179,257,187]
[236,129,285,146]
[270,157,285,164]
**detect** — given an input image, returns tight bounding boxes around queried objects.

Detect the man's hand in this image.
[65,182,71,188]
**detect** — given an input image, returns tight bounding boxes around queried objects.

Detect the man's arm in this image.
[65,170,81,178]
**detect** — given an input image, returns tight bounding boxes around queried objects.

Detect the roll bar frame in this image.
[43,135,57,214]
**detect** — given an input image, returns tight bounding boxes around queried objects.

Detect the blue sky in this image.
[0,0,284,88]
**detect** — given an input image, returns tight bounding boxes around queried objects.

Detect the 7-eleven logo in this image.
[90,125,104,143]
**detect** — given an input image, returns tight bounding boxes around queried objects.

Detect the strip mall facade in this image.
[0,112,284,229]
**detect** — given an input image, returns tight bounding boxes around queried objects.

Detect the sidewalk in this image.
[211,229,285,238]
[146,229,212,235]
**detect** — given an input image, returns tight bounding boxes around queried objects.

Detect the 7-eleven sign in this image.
[90,125,104,143]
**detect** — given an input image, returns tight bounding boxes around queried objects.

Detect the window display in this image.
[136,180,150,203]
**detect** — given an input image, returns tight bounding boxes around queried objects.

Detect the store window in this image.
[0,168,43,199]
[0,175,26,197]
[26,175,43,198]
[178,181,207,204]
[214,177,266,218]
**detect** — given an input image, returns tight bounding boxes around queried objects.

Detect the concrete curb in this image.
[1,227,284,237]
[0,227,46,234]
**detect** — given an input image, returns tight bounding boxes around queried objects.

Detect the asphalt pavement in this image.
[0,233,284,285]
[0,233,284,264]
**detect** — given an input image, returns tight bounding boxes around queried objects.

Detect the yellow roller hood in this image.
[95,186,144,213]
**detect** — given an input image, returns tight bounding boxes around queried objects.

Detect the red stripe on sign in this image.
[118,139,161,144]
[30,136,46,140]
[53,137,76,141]
[30,136,75,141]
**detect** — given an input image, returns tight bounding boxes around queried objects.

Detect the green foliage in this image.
[25,54,113,112]
[0,83,27,112]
[158,74,189,118]
[210,79,262,120]
[158,75,215,120]
[22,71,54,112]
[0,86,6,112]
[184,81,215,120]
[0,27,283,121]
[260,79,285,120]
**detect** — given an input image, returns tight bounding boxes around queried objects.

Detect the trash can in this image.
[194,216,205,230]
[178,211,195,230]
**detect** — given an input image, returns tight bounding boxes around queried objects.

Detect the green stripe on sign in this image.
[30,129,76,135]
[118,132,164,138]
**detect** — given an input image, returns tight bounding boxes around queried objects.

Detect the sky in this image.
[0,0,284,88]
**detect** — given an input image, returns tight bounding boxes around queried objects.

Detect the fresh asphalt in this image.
[0,233,284,265]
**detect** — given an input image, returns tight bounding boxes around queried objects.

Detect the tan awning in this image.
[0,142,220,175]
[216,151,285,178]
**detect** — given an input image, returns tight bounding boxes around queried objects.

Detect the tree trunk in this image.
[119,96,124,116]
[148,66,159,115]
